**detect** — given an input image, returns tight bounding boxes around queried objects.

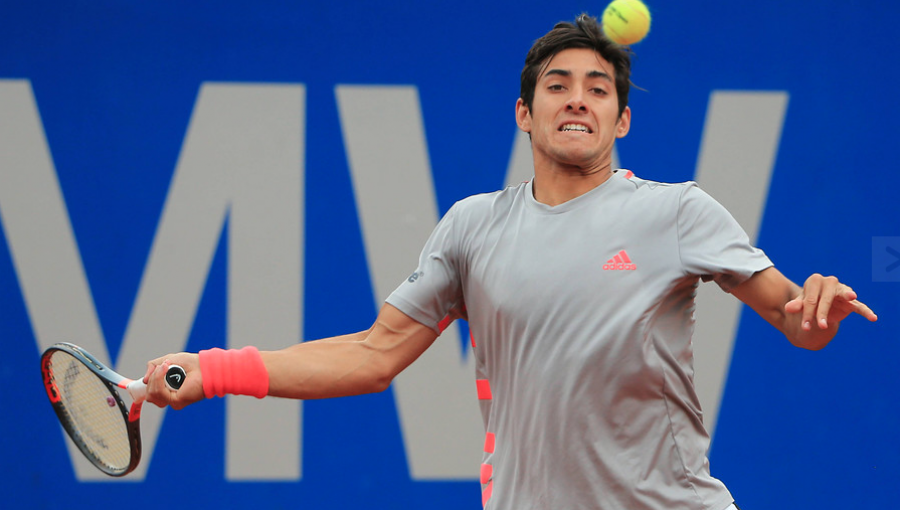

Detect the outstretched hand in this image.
[784,273,877,335]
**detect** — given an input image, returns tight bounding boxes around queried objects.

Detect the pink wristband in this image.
[198,346,269,399]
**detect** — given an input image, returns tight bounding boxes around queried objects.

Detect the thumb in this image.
[784,295,803,314]
[143,361,159,384]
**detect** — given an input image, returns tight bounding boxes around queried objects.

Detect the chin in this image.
[553,150,601,166]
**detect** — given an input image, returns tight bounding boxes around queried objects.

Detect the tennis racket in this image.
[40,342,185,477]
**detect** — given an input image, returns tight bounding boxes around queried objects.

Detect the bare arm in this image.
[145,303,438,408]
[263,304,438,399]
[731,267,877,350]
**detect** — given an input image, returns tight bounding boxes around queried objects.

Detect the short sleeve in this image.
[386,204,466,333]
[677,183,773,292]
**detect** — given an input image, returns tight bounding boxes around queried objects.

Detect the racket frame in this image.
[41,342,144,477]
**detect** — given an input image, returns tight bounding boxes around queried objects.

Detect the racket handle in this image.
[165,365,186,391]
[125,364,186,401]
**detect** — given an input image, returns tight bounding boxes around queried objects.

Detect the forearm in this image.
[260,306,438,399]
[261,329,394,399]
[145,305,436,408]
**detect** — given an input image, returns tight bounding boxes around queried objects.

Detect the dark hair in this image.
[520,13,632,116]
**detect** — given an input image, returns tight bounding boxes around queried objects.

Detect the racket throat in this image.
[128,401,143,422]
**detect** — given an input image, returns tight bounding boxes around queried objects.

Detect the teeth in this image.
[561,124,589,132]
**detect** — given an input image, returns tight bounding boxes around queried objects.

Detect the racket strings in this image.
[51,351,133,473]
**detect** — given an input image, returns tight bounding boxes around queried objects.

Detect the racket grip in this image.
[165,365,186,391]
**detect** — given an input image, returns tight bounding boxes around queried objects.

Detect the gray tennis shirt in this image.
[386,170,773,510]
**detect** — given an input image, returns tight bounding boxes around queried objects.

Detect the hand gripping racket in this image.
[40,342,185,477]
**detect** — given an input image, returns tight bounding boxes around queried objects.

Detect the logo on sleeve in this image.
[408,271,424,283]
[602,250,636,271]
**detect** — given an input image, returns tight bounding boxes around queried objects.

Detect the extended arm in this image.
[731,267,877,350]
[144,304,438,409]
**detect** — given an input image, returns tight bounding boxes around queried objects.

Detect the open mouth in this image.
[559,123,592,134]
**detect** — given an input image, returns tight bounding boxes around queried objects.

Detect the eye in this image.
[548,84,565,91]
[591,87,609,95]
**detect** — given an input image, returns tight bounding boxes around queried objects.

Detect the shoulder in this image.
[448,181,529,219]
[615,170,701,212]
[616,169,696,195]
[613,172,737,229]
[429,183,528,255]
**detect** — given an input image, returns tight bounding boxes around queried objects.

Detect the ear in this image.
[516,98,532,133]
[615,106,631,139]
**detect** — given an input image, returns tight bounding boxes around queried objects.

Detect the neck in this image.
[531,159,614,207]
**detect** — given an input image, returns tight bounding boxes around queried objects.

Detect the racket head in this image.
[40,343,142,477]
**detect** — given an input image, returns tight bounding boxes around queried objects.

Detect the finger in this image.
[147,360,164,391]
[144,354,174,383]
[850,299,878,322]
[816,291,835,329]
[801,276,823,331]
[142,362,157,384]
[837,284,858,302]
[147,360,175,408]
[814,277,841,329]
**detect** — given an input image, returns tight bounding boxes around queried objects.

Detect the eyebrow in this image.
[543,69,613,82]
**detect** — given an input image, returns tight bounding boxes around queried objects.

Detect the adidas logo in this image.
[603,250,636,271]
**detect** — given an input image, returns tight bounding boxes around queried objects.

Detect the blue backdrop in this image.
[1,1,898,508]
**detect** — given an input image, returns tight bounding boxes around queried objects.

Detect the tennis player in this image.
[145,14,877,510]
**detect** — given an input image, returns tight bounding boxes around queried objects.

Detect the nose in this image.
[565,92,588,112]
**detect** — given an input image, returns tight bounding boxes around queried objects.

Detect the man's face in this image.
[516,48,630,172]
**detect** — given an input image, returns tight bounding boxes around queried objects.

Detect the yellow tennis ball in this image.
[602,0,651,45]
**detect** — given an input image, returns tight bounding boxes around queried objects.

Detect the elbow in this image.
[365,359,398,394]
[370,374,394,394]
[324,364,394,398]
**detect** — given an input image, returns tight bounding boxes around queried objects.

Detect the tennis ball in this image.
[602,0,651,45]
